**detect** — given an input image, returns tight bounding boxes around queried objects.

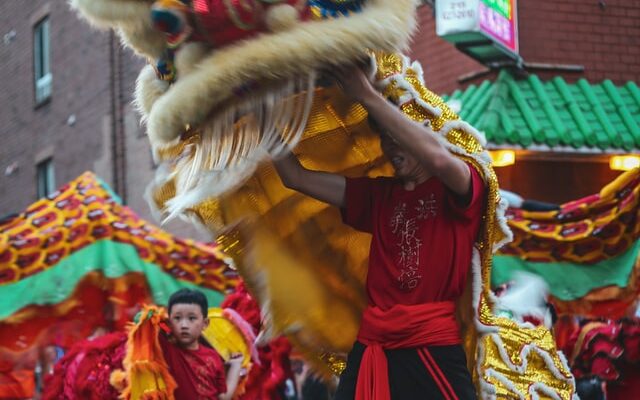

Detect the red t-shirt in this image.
[341,164,484,310]
[159,333,227,400]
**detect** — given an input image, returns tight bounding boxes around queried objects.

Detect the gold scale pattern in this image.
[151,53,575,397]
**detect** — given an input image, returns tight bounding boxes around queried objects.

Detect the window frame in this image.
[36,158,55,198]
[33,16,52,106]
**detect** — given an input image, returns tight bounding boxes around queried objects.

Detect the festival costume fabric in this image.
[341,165,485,308]
[0,172,238,398]
[491,168,640,399]
[70,1,577,398]
[493,168,640,319]
[41,284,291,400]
[336,343,476,400]
[42,332,128,400]
[158,334,227,400]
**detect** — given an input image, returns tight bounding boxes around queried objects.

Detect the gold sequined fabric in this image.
[151,53,576,397]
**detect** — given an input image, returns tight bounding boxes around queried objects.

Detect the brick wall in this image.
[410,1,640,94]
[0,1,206,239]
[409,6,485,95]
[0,0,111,216]
[518,0,640,84]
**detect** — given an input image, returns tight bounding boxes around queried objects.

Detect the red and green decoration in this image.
[0,172,238,358]
[492,168,640,318]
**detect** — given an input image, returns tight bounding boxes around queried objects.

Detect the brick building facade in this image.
[410,1,640,203]
[1,1,638,223]
[1,1,112,213]
[411,1,640,94]
[0,0,205,238]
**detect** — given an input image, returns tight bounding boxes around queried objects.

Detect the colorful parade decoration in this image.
[558,317,640,400]
[70,1,577,398]
[70,0,418,218]
[493,168,640,319]
[41,284,292,400]
[0,172,236,376]
[491,169,640,399]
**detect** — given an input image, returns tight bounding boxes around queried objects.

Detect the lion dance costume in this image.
[71,0,577,398]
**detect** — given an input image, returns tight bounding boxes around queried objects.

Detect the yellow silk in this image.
[203,308,252,368]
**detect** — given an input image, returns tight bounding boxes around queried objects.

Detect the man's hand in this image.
[332,63,377,104]
[333,63,472,197]
[272,150,346,208]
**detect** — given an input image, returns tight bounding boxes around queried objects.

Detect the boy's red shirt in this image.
[158,330,227,400]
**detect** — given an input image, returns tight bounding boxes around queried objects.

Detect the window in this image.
[34,17,51,105]
[36,158,55,198]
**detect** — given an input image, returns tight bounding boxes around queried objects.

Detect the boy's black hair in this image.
[168,288,208,318]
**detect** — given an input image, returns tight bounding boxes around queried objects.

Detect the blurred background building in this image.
[1,0,639,227]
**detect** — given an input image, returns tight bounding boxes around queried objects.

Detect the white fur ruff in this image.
[157,73,316,221]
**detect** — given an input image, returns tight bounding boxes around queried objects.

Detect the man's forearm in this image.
[360,88,444,164]
[360,86,471,196]
[272,151,347,208]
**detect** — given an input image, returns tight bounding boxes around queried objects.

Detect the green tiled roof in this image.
[443,71,640,151]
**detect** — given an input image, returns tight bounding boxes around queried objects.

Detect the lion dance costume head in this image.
[71,1,577,397]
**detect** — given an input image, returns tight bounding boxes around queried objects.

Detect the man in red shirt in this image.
[273,66,482,399]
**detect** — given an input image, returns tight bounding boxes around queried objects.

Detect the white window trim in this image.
[34,16,52,105]
[36,158,55,198]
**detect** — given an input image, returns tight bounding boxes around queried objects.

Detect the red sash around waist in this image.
[355,301,461,400]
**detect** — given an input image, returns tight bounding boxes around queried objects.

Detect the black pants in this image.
[334,342,477,400]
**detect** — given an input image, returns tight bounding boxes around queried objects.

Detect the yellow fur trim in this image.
[70,0,165,58]
[69,0,152,28]
[117,25,166,60]
[134,65,170,123]
[144,0,419,145]
[265,4,302,32]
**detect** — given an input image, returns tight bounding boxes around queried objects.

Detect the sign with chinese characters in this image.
[436,0,519,61]
[436,0,480,36]
[478,0,518,54]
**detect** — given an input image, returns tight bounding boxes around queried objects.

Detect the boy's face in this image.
[168,303,209,349]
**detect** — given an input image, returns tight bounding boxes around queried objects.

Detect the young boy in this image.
[160,288,243,400]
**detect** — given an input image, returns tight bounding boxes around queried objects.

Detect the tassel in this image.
[158,73,316,220]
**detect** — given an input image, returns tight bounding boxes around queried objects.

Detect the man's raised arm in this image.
[273,151,346,208]
[335,66,472,199]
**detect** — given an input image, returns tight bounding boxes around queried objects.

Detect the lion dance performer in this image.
[70,0,577,398]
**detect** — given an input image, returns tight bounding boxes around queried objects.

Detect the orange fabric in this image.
[122,306,177,400]
[355,302,461,400]
[0,368,34,399]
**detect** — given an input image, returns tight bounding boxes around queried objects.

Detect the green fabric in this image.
[0,240,225,319]
[444,71,640,151]
[491,240,640,301]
